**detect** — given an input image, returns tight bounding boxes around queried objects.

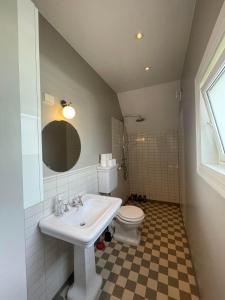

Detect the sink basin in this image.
[39,193,122,300]
[40,193,121,247]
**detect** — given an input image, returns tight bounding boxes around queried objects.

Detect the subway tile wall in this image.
[24,165,98,300]
[128,131,179,203]
[178,117,186,217]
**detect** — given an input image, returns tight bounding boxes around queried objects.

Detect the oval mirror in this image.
[42,120,81,172]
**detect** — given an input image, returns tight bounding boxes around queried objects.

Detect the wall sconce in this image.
[60,100,76,119]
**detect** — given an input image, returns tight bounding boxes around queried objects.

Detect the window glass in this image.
[207,67,225,154]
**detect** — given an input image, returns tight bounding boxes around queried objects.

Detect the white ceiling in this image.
[33,0,196,92]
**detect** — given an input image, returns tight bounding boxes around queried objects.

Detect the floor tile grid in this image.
[58,200,200,300]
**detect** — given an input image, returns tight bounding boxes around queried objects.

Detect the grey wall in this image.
[39,16,122,178]
[0,1,27,299]
[118,81,180,135]
[181,0,225,299]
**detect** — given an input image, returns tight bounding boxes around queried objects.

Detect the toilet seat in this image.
[114,205,145,246]
[117,206,144,224]
[116,214,144,224]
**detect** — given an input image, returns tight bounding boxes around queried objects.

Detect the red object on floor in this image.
[96,241,105,250]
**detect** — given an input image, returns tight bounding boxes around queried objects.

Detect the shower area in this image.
[112,117,180,203]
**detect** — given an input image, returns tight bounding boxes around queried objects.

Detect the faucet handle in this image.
[78,193,84,206]
[69,193,84,207]
[78,192,86,200]
[55,195,64,216]
[70,195,78,207]
[64,201,70,212]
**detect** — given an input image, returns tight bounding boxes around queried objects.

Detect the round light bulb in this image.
[62,105,76,119]
[145,66,150,71]
[136,32,144,40]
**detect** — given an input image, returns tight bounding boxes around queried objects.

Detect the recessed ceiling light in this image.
[136,32,144,40]
[145,66,150,71]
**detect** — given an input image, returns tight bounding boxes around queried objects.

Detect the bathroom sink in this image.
[39,193,122,300]
[39,193,122,247]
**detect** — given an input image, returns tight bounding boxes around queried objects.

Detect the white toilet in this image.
[97,165,145,246]
[114,205,145,246]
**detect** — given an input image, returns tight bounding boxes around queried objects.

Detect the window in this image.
[202,64,225,162]
[195,6,225,198]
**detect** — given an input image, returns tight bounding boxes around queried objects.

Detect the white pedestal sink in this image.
[67,245,102,300]
[39,194,122,300]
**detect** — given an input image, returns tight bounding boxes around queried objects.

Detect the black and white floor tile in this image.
[57,200,199,300]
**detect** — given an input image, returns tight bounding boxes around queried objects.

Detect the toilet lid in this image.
[117,206,144,222]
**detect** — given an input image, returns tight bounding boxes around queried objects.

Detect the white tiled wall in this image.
[24,165,98,300]
[178,113,186,218]
[128,131,179,203]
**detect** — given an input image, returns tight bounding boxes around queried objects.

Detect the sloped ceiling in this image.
[33,0,196,92]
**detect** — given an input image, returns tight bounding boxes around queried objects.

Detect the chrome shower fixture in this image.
[136,116,145,122]
[123,115,145,122]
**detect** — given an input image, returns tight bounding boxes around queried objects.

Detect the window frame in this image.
[195,1,225,199]
[201,52,225,163]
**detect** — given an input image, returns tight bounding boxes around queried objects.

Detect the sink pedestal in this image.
[39,194,122,299]
[67,244,102,300]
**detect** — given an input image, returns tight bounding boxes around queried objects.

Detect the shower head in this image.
[136,116,145,122]
[123,115,145,122]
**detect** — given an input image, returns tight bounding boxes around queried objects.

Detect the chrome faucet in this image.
[70,194,84,207]
[77,194,84,206]
[64,201,70,212]
[55,195,64,216]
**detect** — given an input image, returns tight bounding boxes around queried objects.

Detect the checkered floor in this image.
[58,200,199,300]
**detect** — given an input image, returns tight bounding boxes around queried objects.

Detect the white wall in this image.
[181,0,225,299]
[118,81,180,135]
[18,0,43,209]
[0,1,27,299]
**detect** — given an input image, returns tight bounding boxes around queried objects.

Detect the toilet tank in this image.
[97,165,118,194]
